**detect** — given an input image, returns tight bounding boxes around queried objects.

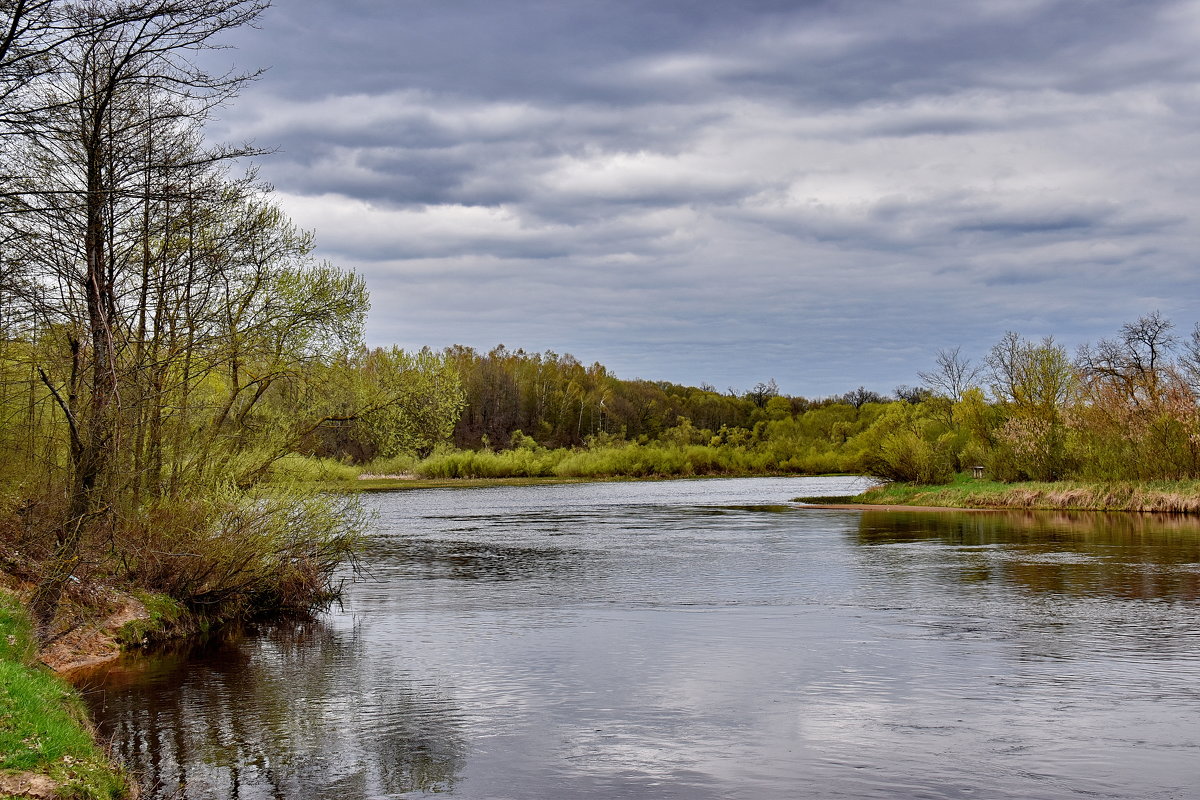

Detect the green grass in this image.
[268,445,862,491]
[852,474,1200,513]
[0,592,130,798]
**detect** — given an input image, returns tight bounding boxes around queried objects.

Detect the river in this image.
[78,476,1200,799]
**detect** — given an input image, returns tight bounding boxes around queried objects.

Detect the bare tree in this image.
[1180,323,1200,395]
[1076,311,1179,410]
[842,385,884,409]
[918,345,983,402]
[745,378,779,408]
[894,384,931,404]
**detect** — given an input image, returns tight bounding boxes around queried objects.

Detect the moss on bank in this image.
[852,474,1200,513]
[0,592,131,799]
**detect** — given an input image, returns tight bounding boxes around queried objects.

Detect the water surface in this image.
[80,477,1200,799]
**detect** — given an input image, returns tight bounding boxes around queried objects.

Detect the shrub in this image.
[117,487,366,621]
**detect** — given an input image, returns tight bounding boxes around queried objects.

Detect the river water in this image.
[79,477,1200,799]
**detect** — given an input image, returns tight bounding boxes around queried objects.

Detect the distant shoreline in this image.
[846,479,1200,515]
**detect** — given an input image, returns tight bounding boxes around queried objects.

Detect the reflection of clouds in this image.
[84,480,1200,799]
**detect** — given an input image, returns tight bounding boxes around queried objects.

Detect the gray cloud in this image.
[205,0,1200,396]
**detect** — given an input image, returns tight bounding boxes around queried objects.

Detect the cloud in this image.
[207,0,1200,395]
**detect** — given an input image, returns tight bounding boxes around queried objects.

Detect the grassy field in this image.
[853,474,1200,513]
[0,592,130,799]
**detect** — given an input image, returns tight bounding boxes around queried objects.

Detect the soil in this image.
[0,771,59,800]
[37,592,150,675]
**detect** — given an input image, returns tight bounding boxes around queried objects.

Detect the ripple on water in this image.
[80,477,1200,800]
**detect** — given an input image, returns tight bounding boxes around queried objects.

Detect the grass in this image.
[853,474,1200,513]
[0,592,130,799]
[271,447,858,493]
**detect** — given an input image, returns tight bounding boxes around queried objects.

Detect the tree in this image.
[985,332,1075,480]
[842,385,884,409]
[745,379,779,409]
[1073,313,1199,479]
[345,347,466,460]
[918,346,983,402]
[893,384,932,404]
[986,332,1074,413]
[10,0,270,641]
[1181,322,1200,395]
[1076,311,1179,411]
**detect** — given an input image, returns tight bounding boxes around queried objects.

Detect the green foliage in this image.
[856,476,1200,513]
[846,400,955,484]
[444,345,761,450]
[346,347,466,460]
[508,429,539,451]
[116,488,366,620]
[116,591,186,647]
[416,447,569,479]
[267,454,362,483]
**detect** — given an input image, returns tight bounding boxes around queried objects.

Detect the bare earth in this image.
[0,771,59,800]
[38,594,149,674]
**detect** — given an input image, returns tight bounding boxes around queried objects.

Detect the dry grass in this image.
[859,477,1200,513]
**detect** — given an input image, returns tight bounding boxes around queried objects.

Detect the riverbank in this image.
[347,474,608,492]
[0,591,132,799]
[321,472,844,492]
[847,476,1200,513]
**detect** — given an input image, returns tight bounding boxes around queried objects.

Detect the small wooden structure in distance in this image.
[970,465,985,479]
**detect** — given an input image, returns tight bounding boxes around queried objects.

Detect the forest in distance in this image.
[282,312,1200,491]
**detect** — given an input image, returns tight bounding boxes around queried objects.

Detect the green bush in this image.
[118,487,366,620]
[865,430,954,484]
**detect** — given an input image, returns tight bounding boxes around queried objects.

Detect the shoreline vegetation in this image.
[847,475,1200,514]
[283,451,1200,516]
[0,592,130,799]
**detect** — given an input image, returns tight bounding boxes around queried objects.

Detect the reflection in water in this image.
[78,477,1200,799]
[856,509,1200,600]
[79,621,465,799]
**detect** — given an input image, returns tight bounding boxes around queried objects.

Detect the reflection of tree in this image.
[370,535,586,582]
[854,510,1200,602]
[78,621,466,799]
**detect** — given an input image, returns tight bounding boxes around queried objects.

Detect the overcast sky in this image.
[209,0,1200,397]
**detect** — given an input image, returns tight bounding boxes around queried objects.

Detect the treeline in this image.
[292,346,922,479]
[911,313,1200,484]
[294,313,1200,487]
